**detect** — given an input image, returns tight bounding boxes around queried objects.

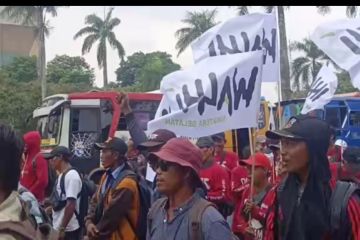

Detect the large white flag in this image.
[311,18,360,89]
[301,64,338,114]
[148,51,263,138]
[191,13,279,83]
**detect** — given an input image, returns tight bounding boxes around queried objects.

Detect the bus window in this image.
[349,111,360,127]
[100,100,113,142]
[325,108,341,128]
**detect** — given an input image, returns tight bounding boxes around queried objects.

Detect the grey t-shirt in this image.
[147,193,232,240]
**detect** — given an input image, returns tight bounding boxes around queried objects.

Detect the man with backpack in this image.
[20,131,49,202]
[85,137,150,240]
[147,138,234,240]
[261,115,360,240]
[45,146,83,240]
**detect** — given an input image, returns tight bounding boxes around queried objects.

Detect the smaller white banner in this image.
[301,64,338,114]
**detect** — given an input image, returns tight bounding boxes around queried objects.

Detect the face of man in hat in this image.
[101,148,120,169]
[49,154,62,172]
[280,138,309,175]
[156,160,190,195]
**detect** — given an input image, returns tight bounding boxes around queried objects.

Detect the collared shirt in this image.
[101,164,125,194]
[147,192,232,240]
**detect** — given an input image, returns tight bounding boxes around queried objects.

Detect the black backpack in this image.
[97,166,151,240]
[330,180,360,240]
[53,168,93,234]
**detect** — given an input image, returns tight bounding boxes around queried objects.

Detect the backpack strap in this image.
[147,197,167,235]
[59,168,76,198]
[189,198,216,240]
[330,180,359,240]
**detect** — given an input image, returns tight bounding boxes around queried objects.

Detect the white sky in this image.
[45,6,351,103]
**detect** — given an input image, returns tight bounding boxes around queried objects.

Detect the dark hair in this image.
[0,124,24,192]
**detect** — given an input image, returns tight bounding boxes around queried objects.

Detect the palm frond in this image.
[236,6,250,15]
[81,34,99,54]
[74,26,99,39]
[262,6,275,13]
[44,6,59,17]
[346,6,358,18]
[316,6,331,15]
[85,14,104,29]
[107,18,121,30]
[105,7,115,23]
[107,31,125,59]
[0,6,37,26]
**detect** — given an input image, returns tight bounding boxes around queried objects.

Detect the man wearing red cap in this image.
[147,138,233,240]
[232,153,272,240]
[196,137,232,218]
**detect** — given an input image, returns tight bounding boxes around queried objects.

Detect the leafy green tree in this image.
[0,56,37,82]
[289,38,329,91]
[74,7,125,88]
[1,6,64,99]
[116,51,181,91]
[175,9,218,56]
[336,71,358,94]
[47,55,95,86]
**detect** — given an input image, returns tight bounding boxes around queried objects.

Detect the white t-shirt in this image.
[52,169,82,232]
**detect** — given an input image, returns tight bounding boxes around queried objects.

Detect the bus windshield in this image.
[36,109,62,146]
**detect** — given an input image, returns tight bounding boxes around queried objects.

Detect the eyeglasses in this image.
[158,160,176,172]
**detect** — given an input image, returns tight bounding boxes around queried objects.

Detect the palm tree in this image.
[317,6,359,18]
[289,38,329,91]
[74,7,125,88]
[175,9,218,57]
[1,6,62,99]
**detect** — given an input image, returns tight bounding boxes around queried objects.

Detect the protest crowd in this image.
[0,91,359,240]
[1,8,360,240]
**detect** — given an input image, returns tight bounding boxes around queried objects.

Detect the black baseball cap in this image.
[94,137,128,155]
[211,132,225,141]
[137,129,176,150]
[196,137,214,148]
[44,146,72,160]
[266,115,331,142]
[343,147,360,164]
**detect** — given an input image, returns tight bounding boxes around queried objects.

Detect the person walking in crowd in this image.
[20,131,48,202]
[116,92,176,202]
[85,137,140,240]
[147,138,234,240]
[45,146,82,240]
[232,153,273,240]
[196,136,232,218]
[212,132,239,171]
[262,115,360,240]
[341,146,360,183]
[231,146,250,200]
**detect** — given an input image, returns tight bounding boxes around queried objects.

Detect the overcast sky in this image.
[45,6,351,102]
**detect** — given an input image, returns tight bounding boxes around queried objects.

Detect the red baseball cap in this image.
[149,138,202,174]
[242,153,271,171]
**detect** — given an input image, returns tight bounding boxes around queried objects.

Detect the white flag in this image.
[311,18,360,89]
[301,64,338,114]
[148,51,263,138]
[191,13,279,83]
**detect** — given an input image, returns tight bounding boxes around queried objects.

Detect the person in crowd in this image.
[268,142,282,184]
[116,92,176,202]
[262,115,360,240]
[212,132,239,171]
[196,136,232,218]
[85,137,140,240]
[127,138,146,177]
[329,138,349,182]
[327,127,340,162]
[341,146,360,182]
[231,146,250,200]
[20,131,48,202]
[232,153,273,240]
[45,146,82,240]
[0,123,34,240]
[146,138,233,240]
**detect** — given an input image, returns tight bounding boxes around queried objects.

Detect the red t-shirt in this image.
[199,160,230,203]
[232,184,272,240]
[231,165,249,200]
[214,150,239,171]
